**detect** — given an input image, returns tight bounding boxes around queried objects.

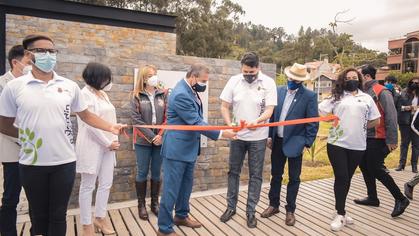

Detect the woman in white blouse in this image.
[318,68,381,232]
[76,62,119,236]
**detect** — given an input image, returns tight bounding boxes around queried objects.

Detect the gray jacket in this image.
[364,80,398,145]
[130,90,167,146]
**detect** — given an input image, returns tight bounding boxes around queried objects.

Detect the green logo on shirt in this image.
[329,125,344,144]
[19,128,43,165]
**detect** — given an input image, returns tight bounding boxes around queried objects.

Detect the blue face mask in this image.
[385,83,394,91]
[287,80,302,90]
[33,52,57,73]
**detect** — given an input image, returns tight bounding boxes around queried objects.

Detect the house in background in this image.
[388,30,419,74]
[305,58,340,100]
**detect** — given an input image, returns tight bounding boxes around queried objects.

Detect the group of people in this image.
[0,33,417,236]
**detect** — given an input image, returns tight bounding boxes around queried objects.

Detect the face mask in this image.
[385,83,394,91]
[147,75,159,87]
[102,82,113,91]
[409,83,419,90]
[243,73,257,84]
[32,52,57,73]
[287,80,302,90]
[192,79,207,92]
[17,61,32,75]
[344,80,359,92]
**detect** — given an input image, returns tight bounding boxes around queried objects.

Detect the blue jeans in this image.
[135,144,162,182]
[158,158,195,234]
[226,139,267,214]
[0,162,22,236]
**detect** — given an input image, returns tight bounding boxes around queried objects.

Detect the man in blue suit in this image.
[260,63,319,226]
[157,64,236,236]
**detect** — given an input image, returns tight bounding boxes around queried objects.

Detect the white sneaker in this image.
[345,215,354,225]
[331,215,346,231]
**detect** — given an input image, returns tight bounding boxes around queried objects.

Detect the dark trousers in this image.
[360,139,404,201]
[20,162,76,236]
[399,125,419,167]
[226,139,266,214]
[158,158,194,234]
[268,137,302,213]
[327,144,364,215]
[0,162,22,236]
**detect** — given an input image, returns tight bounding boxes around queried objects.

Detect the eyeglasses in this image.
[27,48,59,54]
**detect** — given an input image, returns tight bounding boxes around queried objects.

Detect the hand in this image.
[108,141,120,151]
[222,130,237,139]
[153,135,162,146]
[403,106,412,111]
[387,144,397,152]
[267,138,272,149]
[246,120,259,130]
[110,124,127,135]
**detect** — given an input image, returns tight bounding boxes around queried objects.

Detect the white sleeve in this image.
[82,92,112,148]
[318,98,334,116]
[71,84,88,113]
[265,78,278,106]
[219,77,234,103]
[367,96,381,121]
[412,110,419,135]
[0,84,17,118]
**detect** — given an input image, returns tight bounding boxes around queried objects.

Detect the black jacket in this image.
[396,89,415,126]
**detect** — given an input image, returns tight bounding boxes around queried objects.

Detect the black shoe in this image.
[391,197,410,217]
[246,213,257,228]
[395,165,405,171]
[412,166,418,173]
[404,183,414,200]
[220,209,236,223]
[353,197,380,207]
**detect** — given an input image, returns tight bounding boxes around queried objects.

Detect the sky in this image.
[231,0,419,52]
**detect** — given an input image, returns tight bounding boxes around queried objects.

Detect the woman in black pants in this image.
[319,68,381,231]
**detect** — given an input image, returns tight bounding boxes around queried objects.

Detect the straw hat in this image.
[284,63,310,81]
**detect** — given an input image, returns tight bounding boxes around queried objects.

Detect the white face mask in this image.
[147,75,159,87]
[103,82,113,91]
[17,61,32,75]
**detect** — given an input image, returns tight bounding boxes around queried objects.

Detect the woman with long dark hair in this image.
[319,68,381,231]
[395,76,419,172]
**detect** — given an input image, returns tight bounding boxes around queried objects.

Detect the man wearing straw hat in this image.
[260,63,319,226]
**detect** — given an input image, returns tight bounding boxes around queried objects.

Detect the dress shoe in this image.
[285,212,296,226]
[391,197,410,217]
[173,216,202,228]
[220,209,236,223]
[404,183,414,200]
[395,165,405,171]
[246,213,257,228]
[261,206,279,218]
[353,197,380,207]
[412,165,418,173]
[157,231,179,236]
[82,224,94,236]
[93,218,116,235]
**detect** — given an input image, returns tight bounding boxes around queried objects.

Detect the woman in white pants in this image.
[76,62,119,236]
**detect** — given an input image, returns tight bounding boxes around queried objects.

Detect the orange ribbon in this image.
[126,115,339,142]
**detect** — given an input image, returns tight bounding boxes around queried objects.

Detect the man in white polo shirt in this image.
[0,44,32,236]
[219,52,277,228]
[0,34,124,236]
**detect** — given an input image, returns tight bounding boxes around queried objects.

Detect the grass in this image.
[280,122,410,183]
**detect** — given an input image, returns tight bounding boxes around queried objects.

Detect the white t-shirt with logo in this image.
[0,72,87,166]
[220,72,277,141]
[319,90,381,151]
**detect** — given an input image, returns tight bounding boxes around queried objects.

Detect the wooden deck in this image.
[16,169,419,236]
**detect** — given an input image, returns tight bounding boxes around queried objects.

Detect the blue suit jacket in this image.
[269,86,319,157]
[161,79,220,162]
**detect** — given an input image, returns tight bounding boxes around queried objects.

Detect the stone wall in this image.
[4,14,277,208]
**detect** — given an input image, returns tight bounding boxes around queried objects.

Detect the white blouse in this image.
[76,86,117,174]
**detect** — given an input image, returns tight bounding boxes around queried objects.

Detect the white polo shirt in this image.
[0,72,87,166]
[319,90,381,151]
[220,72,277,141]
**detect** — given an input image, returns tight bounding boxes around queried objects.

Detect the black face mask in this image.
[409,83,419,90]
[344,80,359,92]
[192,81,207,92]
[243,73,258,84]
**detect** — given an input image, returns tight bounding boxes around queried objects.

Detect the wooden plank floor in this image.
[16,169,419,236]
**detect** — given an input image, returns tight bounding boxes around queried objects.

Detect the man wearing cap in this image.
[260,63,319,226]
[219,52,277,228]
